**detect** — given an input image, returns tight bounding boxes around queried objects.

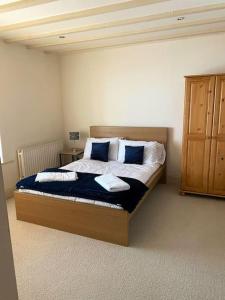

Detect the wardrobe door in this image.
[181,76,215,193]
[208,75,225,195]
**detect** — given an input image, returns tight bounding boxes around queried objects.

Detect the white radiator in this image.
[17,140,63,179]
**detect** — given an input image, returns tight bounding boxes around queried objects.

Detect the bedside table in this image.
[59,149,84,167]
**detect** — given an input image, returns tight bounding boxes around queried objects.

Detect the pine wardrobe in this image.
[181,74,225,197]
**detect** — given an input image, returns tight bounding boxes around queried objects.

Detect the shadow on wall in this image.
[167,127,181,184]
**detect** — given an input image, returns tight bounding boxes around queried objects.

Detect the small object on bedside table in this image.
[59,149,84,167]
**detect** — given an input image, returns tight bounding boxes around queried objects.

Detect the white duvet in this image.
[61,159,160,184]
[19,159,160,210]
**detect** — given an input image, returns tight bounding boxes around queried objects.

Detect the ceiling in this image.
[1,0,225,54]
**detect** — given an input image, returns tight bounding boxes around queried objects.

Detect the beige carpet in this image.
[8,184,225,300]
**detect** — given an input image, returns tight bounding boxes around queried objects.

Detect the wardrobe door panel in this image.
[181,76,215,193]
[209,76,225,195]
[188,81,209,135]
[210,141,225,192]
[185,139,210,191]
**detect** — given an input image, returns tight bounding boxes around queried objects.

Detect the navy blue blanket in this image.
[16,168,148,213]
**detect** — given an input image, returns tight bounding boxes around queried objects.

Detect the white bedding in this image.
[61,159,160,184]
[19,159,161,210]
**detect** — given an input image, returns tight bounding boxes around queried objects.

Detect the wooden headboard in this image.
[90,126,168,146]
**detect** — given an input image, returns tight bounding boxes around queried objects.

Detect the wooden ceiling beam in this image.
[0,0,56,13]
[57,27,225,54]
[0,0,167,33]
[28,17,225,49]
[28,16,225,49]
[6,2,225,43]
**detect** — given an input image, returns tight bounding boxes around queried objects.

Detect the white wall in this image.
[0,42,64,196]
[61,33,225,182]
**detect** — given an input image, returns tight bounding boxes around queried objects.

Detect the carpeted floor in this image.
[8,184,225,300]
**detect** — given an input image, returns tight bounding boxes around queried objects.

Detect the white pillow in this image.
[83,137,119,161]
[118,139,166,165]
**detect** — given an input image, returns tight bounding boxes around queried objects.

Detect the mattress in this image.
[19,159,161,210]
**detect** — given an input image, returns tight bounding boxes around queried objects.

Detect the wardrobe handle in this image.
[221,157,224,161]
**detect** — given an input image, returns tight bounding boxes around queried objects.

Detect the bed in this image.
[14,126,167,246]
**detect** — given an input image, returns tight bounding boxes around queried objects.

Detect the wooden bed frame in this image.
[14,126,167,246]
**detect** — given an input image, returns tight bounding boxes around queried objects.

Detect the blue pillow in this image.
[124,145,144,165]
[91,142,110,162]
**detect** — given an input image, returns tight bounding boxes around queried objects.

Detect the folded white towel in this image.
[35,172,78,183]
[95,174,130,192]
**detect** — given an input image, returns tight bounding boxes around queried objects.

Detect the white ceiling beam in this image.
[0,0,167,33]
[6,2,225,43]
[0,0,56,13]
[57,27,225,54]
[29,16,225,49]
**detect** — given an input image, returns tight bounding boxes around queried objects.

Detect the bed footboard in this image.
[14,191,129,246]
